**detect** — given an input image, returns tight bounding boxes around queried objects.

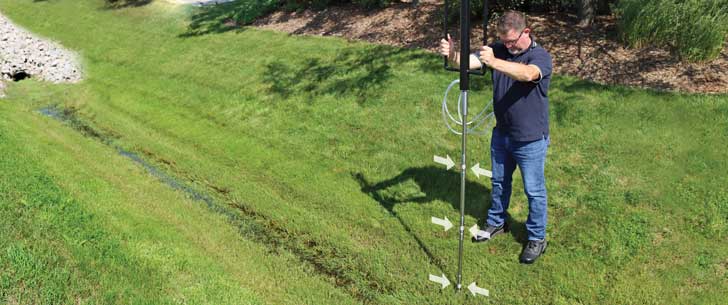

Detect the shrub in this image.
[617,0,728,61]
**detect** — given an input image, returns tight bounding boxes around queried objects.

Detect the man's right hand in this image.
[438,34,454,60]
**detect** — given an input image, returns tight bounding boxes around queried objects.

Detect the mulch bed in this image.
[252,1,727,94]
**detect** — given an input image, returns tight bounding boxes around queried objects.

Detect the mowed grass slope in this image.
[1,0,727,304]
[0,73,358,304]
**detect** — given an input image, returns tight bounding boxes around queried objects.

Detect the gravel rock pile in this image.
[1,12,82,97]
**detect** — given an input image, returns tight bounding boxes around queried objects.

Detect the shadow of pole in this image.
[354,165,531,246]
[353,166,506,283]
[354,171,450,275]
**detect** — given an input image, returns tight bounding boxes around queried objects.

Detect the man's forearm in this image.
[449,51,483,70]
[489,58,539,82]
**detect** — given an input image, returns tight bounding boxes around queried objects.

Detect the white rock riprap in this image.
[0,11,82,97]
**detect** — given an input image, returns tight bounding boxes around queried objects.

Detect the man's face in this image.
[499,28,530,55]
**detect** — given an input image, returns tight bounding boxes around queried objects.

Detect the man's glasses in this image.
[500,30,524,46]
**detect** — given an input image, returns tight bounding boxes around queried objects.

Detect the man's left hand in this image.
[479,46,495,67]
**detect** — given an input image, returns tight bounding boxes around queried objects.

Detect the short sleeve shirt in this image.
[481,38,553,142]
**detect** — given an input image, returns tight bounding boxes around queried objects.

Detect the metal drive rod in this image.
[456,91,468,291]
[443,0,488,293]
[455,0,471,291]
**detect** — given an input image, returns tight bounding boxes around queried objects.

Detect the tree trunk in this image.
[577,0,596,28]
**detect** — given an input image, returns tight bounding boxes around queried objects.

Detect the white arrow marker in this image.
[467,282,490,297]
[433,154,455,170]
[471,163,492,178]
[431,216,453,231]
[429,273,451,289]
[469,224,490,240]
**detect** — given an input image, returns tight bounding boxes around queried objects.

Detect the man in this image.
[437,10,552,264]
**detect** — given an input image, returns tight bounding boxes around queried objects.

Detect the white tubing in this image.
[442,79,495,135]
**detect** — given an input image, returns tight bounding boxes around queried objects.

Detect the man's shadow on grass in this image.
[353,166,528,279]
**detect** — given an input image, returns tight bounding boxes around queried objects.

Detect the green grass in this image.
[1,0,727,304]
[0,85,358,304]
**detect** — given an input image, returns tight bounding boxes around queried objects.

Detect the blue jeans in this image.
[487,128,549,241]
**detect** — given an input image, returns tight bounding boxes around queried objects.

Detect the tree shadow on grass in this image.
[179,0,278,37]
[353,166,530,283]
[101,0,153,9]
[262,45,431,105]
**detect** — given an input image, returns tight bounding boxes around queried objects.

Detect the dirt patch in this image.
[252,1,727,94]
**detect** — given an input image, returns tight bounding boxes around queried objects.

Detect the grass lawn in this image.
[1,0,727,304]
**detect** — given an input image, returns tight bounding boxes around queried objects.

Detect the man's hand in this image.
[437,35,481,70]
[438,34,455,60]
[478,46,495,67]
[479,45,542,82]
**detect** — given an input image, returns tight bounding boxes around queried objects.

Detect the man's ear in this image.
[523,28,531,35]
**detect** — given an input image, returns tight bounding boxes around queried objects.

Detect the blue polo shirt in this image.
[480,38,552,142]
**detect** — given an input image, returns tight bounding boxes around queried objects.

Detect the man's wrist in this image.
[488,57,502,70]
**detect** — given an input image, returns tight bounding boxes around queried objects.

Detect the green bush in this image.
[617,0,728,61]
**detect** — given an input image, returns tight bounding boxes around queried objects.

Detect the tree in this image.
[577,0,596,27]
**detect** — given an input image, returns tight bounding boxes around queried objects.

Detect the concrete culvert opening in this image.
[8,70,30,82]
